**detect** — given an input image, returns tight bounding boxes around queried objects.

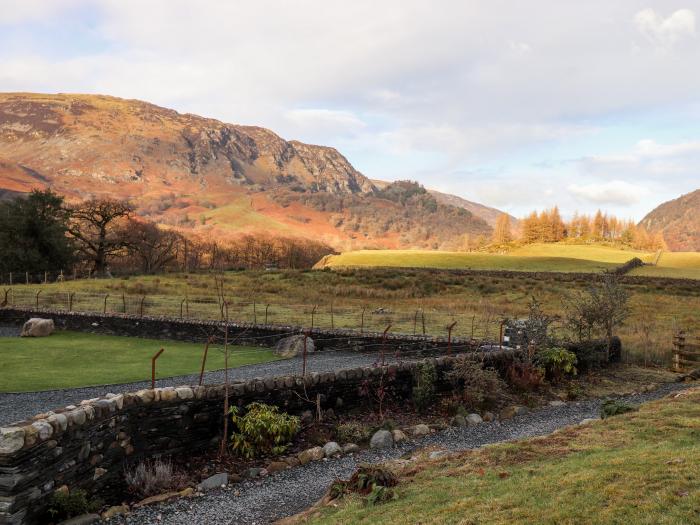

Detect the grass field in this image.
[0,331,279,392]
[305,388,700,525]
[629,251,700,280]
[317,249,621,273]
[2,262,699,366]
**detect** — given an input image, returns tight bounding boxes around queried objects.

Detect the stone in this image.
[22,425,38,447]
[411,424,431,437]
[466,413,483,426]
[0,427,25,454]
[500,406,528,420]
[322,441,342,457]
[93,467,107,480]
[450,415,467,427]
[245,467,263,478]
[198,472,228,491]
[67,408,86,426]
[298,446,325,465]
[134,491,181,507]
[159,387,178,402]
[274,334,315,358]
[285,457,301,468]
[300,410,314,425]
[47,413,68,432]
[31,420,53,441]
[266,461,288,474]
[549,400,566,407]
[20,318,54,337]
[105,393,124,409]
[60,514,100,525]
[391,429,408,443]
[342,443,360,454]
[175,387,194,400]
[179,487,194,497]
[370,430,394,449]
[135,389,155,404]
[429,450,450,460]
[482,411,495,422]
[102,505,129,519]
[580,418,600,425]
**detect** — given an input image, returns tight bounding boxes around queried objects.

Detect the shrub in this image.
[412,361,437,412]
[330,464,399,506]
[47,490,101,521]
[446,358,506,410]
[600,399,638,419]
[124,458,187,498]
[534,348,578,383]
[230,402,299,459]
[506,362,545,392]
[566,383,585,400]
[336,421,372,444]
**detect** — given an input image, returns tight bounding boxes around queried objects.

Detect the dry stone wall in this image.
[0,351,518,524]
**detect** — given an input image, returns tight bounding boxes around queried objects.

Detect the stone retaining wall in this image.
[0,351,518,524]
[0,307,473,354]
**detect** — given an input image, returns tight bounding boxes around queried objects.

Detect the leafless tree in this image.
[125,220,183,274]
[67,199,133,276]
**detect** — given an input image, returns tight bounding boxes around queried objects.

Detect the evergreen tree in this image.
[0,190,75,273]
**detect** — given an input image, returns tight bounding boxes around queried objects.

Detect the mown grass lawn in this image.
[0,331,280,392]
[306,388,700,525]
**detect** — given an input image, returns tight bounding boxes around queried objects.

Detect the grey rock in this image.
[197,472,228,491]
[20,318,54,337]
[429,450,450,460]
[322,441,342,457]
[580,418,600,425]
[59,514,100,525]
[482,411,495,422]
[391,429,408,443]
[450,415,467,427]
[411,424,431,436]
[370,429,393,449]
[0,427,25,454]
[274,335,315,358]
[298,446,324,465]
[245,467,263,478]
[342,443,360,454]
[466,413,483,426]
[549,400,566,407]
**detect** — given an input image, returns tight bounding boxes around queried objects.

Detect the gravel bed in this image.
[109,381,692,525]
[0,351,412,425]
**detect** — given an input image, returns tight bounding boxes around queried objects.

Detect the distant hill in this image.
[640,190,700,251]
[0,92,495,250]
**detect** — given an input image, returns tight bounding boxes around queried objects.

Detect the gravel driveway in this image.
[108,382,691,525]
[0,351,412,425]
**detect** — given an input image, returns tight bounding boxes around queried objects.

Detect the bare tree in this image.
[125,220,183,274]
[67,199,133,276]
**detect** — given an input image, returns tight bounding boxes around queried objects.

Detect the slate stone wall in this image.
[0,351,518,524]
[0,307,472,354]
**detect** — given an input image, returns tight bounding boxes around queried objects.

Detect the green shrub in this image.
[446,357,506,410]
[336,421,372,444]
[600,399,638,419]
[230,402,299,459]
[47,490,101,521]
[412,361,437,413]
[535,347,578,383]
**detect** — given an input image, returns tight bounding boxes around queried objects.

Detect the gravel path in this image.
[109,381,692,525]
[0,351,412,425]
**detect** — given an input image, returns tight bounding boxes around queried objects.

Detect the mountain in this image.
[639,190,700,251]
[0,92,493,249]
[428,189,518,229]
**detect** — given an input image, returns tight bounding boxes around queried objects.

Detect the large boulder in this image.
[370,430,393,449]
[274,335,315,358]
[20,318,54,337]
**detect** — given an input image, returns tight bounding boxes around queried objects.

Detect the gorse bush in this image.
[446,358,506,410]
[336,421,372,444]
[124,458,187,498]
[412,361,437,413]
[535,347,578,383]
[330,464,399,506]
[230,402,299,459]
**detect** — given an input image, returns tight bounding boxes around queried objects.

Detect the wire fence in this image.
[1,286,507,342]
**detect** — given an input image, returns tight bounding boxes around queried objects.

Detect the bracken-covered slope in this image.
[639,189,700,251]
[0,92,493,249]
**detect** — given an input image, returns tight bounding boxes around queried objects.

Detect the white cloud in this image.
[634,8,696,49]
[283,109,366,140]
[568,181,651,205]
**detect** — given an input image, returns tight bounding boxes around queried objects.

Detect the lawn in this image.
[0,331,280,392]
[305,387,700,525]
[317,249,621,273]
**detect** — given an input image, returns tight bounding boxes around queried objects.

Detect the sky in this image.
[1,1,699,220]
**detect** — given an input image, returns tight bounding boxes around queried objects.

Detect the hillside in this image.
[0,93,493,249]
[428,188,518,229]
[640,189,700,251]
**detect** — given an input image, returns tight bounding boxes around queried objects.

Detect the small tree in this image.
[67,198,133,276]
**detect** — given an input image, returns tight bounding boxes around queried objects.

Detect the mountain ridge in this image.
[639,189,700,251]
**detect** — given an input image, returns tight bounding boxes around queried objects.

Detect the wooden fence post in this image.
[35,289,42,309]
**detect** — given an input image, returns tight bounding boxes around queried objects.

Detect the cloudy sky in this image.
[1,1,699,219]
